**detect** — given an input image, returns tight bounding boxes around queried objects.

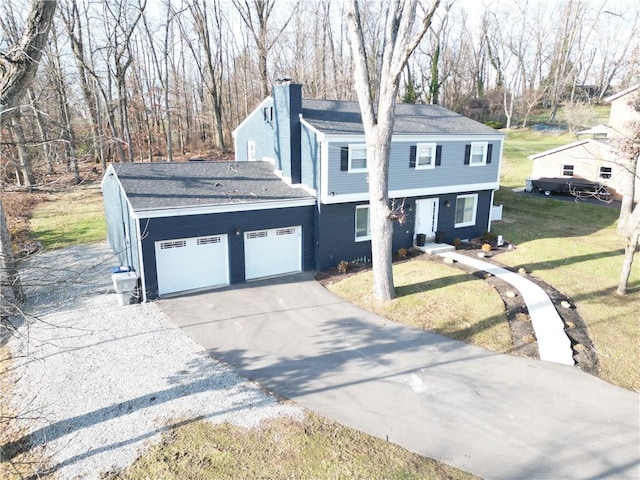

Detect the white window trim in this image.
[454,193,478,228]
[469,142,487,166]
[562,164,574,177]
[598,166,612,179]
[355,205,371,241]
[416,143,437,170]
[349,144,368,173]
[247,140,256,161]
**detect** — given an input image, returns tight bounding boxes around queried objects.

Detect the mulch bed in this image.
[316,245,600,376]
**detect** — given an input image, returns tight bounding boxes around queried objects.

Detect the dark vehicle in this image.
[530,177,611,202]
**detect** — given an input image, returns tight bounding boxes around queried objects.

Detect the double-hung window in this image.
[454,194,478,228]
[349,145,368,172]
[470,143,487,166]
[416,143,437,169]
[562,164,574,177]
[599,166,612,179]
[355,205,371,241]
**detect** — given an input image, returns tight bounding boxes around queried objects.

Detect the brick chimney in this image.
[272,80,302,184]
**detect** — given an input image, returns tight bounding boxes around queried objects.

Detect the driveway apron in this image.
[159,272,639,480]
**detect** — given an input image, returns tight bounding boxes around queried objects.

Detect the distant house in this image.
[528,84,640,199]
[102,82,504,300]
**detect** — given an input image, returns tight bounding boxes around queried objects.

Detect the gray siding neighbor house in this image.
[103,81,504,300]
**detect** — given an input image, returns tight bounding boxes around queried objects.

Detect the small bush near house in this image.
[337,260,349,274]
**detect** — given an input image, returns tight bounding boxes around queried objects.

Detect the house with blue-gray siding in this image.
[102,81,503,300]
[233,81,504,271]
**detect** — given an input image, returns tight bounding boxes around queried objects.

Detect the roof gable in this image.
[528,138,612,160]
[111,161,314,212]
[301,99,501,136]
[604,84,640,103]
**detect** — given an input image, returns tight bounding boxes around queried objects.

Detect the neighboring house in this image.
[528,83,640,198]
[103,81,504,300]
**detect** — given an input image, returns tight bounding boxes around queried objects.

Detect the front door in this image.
[415,198,439,242]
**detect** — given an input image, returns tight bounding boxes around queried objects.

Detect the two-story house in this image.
[102,82,504,300]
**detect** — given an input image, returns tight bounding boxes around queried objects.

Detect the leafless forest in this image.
[1,0,638,187]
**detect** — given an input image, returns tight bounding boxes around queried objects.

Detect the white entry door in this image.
[244,226,302,280]
[415,198,439,240]
[155,235,229,296]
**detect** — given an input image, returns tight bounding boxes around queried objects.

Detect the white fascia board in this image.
[135,217,148,303]
[300,117,326,141]
[320,182,500,204]
[100,164,116,190]
[320,139,330,203]
[231,97,272,138]
[103,166,137,217]
[322,133,505,143]
[527,138,609,160]
[496,138,505,184]
[132,198,317,219]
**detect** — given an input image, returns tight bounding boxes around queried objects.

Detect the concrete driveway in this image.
[159,272,639,479]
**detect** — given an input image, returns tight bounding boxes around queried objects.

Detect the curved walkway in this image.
[439,251,575,365]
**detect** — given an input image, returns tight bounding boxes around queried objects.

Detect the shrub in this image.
[337,260,349,274]
[481,231,497,244]
[452,238,462,249]
[398,248,408,258]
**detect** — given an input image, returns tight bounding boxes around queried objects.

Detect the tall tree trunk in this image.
[0,0,56,315]
[346,0,441,301]
[11,112,35,187]
[617,226,639,296]
[0,200,24,319]
[28,88,54,174]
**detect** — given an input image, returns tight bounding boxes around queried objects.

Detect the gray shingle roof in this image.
[302,99,501,135]
[112,161,314,212]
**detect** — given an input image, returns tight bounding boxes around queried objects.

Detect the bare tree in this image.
[346,0,440,301]
[1,0,57,317]
[613,105,640,295]
[231,0,300,98]
[189,0,226,149]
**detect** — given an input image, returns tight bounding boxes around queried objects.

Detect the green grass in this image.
[499,129,572,189]
[494,127,639,390]
[29,186,107,249]
[327,259,512,354]
[111,413,475,480]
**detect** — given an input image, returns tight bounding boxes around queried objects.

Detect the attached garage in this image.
[244,226,302,280]
[155,235,229,296]
[103,161,316,300]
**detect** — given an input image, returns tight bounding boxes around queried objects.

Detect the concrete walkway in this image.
[439,251,575,366]
[160,273,640,479]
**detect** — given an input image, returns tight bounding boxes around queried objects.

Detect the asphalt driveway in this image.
[159,272,639,479]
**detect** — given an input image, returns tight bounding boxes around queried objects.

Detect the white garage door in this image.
[244,226,302,280]
[155,235,229,296]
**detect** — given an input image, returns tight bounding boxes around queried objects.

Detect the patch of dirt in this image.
[316,246,600,376]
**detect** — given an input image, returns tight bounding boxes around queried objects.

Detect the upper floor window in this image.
[464,142,493,166]
[599,166,612,179]
[263,106,273,122]
[562,164,574,177]
[355,205,371,241]
[340,145,368,172]
[410,144,442,169]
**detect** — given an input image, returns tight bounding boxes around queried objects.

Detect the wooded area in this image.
[0,0,638,186]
